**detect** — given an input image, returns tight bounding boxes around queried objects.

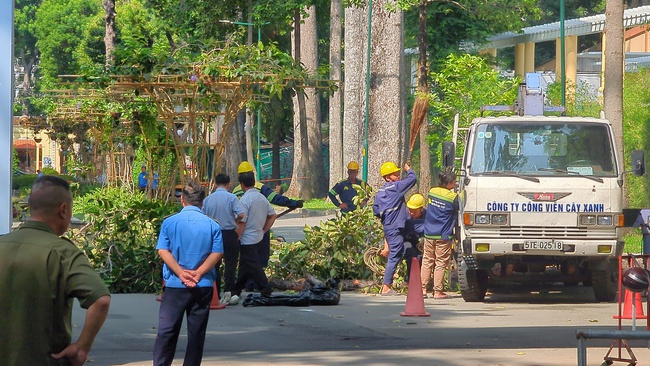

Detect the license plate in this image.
[524,240,563,250]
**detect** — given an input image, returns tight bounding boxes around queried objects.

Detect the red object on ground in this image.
[613,289,647,320]
[400,257,430,317]
[210,282,227,310]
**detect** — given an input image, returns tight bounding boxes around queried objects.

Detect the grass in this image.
[302,198,337,211]
[623,232,643,254]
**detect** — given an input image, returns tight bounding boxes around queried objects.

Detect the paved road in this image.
[78,287,650,366]
[270,210,336,243]
[75,212,650,365]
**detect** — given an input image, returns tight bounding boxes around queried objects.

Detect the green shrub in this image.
[12,174,38,190]
[271,184,383,280]
[41,167,59,175]
[70,186,180,293]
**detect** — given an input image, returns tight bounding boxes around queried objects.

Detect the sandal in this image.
[433,293,452,299]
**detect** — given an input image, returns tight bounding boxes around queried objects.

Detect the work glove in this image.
[293,200,304,208]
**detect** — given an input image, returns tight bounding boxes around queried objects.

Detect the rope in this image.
[363,246,386,276]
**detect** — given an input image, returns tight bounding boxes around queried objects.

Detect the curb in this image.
[274,208,337,217]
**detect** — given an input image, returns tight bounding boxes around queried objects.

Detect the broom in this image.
[407,95,429,163]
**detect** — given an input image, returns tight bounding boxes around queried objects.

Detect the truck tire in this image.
[590,259,618,302]
[459,262,488,302]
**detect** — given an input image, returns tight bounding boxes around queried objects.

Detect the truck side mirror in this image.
[442,141,455,168]
[631,150,645,176]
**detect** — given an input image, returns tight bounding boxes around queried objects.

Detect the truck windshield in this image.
[469,122,617,177]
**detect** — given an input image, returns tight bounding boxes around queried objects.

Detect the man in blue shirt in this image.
[328,161,368,214]
[202,173,245,304]
[421,170,459,299]
[373,161,417,295]
[153,181,223,366]
[137,165,148,192]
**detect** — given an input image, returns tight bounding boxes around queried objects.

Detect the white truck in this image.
[448,73,645,302]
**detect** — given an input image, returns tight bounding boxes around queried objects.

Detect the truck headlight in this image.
[491,214,508,225]
[475,214,490,224]
[597,215,613,226]
[580,215,597,226]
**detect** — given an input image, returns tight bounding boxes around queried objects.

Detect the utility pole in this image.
[603,0,625,170]
[1,3,13,233]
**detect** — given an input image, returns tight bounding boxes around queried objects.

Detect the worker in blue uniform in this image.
[232,161,303,290]
[372,161,417,295]
[403,193,426,283]
[328,161,368,214]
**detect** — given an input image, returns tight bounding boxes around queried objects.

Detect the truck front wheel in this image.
[590,258,618,302]
[459,262,489,302]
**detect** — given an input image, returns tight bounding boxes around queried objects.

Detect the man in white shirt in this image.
[232,171,277,298]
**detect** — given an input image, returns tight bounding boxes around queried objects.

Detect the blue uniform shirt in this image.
[152,173,159,189]
[202,187,245,230]
[372,169,417,230]
[633,209,650,235]
[156,206,223,288]
[328,179,367,213]
[423,186,459,240]
[138,172,148,189]
[233,182,298,207]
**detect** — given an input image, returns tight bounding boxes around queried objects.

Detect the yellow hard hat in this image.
[347,161,359,170]
[380,161,400,177]
[407,194,426,209]
[238,161,255,174]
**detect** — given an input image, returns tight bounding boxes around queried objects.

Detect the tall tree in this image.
[14,0,41,114]
[287,9,312,198]
[303,5,326,196]
[34,0,100,84]
[342,5,366,176]
[328,0,343,188]
[365,0,407,189]
[103,0,116,67]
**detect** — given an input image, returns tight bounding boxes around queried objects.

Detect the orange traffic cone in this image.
[401,257,431,317]
[210,282,227,310]
[613,289,647,319]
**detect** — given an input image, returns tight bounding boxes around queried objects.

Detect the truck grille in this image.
[468,226,616,240]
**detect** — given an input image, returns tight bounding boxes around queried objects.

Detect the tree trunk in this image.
[223,111,246,177]
[343,5,367,177]
[287,9,312,198]
[329,0,343,188]
[302,5,326,196]
[416,2,431,194]
[604,0,624,202]
[102,0,116,67]
[366,0,407,189]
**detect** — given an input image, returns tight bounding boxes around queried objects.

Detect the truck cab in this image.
[452,73,645,302]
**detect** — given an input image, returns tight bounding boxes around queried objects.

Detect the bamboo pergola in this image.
[108,74,271,195]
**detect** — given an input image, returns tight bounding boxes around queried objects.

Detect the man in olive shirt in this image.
[0,176,111,366]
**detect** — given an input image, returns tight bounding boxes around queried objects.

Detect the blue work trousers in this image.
[153,286,213,366]
[383,228,405,285]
